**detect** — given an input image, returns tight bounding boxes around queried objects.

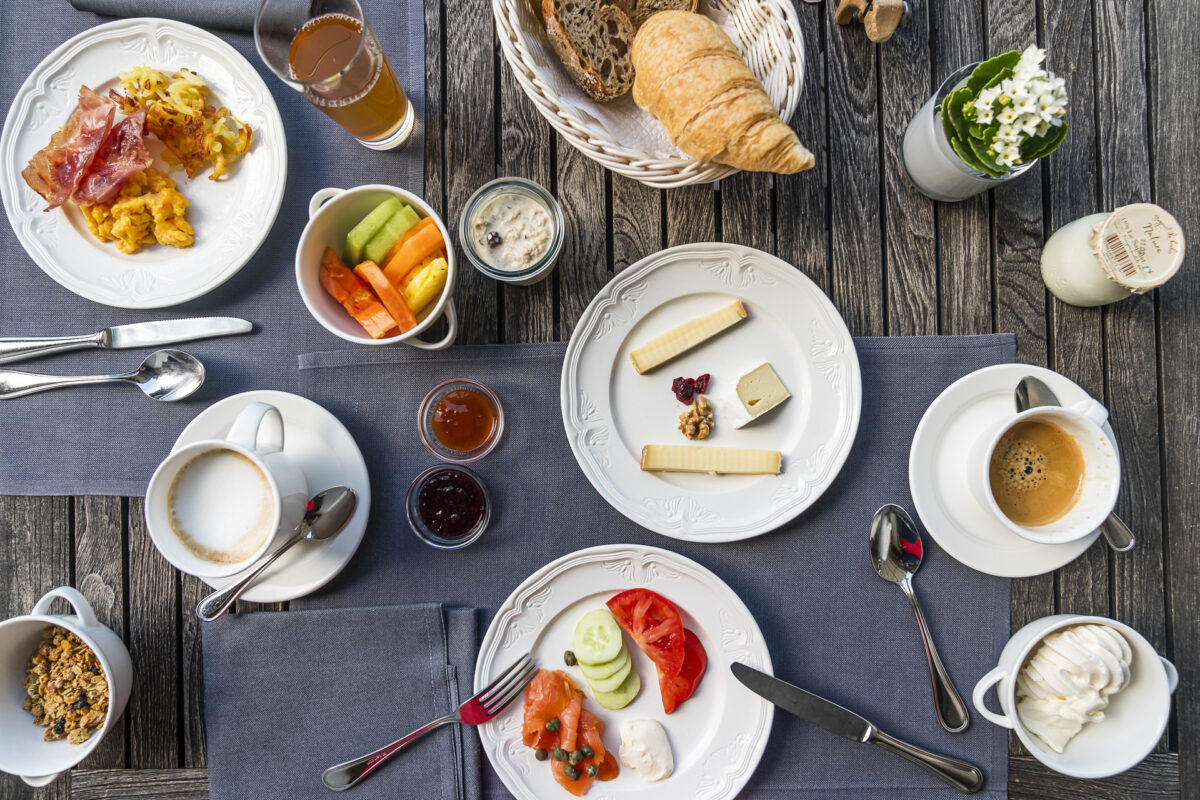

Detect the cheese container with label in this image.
[1040,204,1185,307]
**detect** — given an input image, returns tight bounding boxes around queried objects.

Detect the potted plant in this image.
[901,46,1069,202]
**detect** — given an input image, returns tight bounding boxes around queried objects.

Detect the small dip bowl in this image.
[406,465,492,550]
[418,378,505,463]
[459,177,564,285]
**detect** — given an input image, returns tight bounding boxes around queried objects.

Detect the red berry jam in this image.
[417,468,487,538]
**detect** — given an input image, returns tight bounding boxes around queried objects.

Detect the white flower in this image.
[1013,96,1038,116]
[1019,114,1043,136]
[1018,45,1046,70]
[1036,120,1050,137]
[975,106,994,124]
[1036,92,1061,122]
[997,105,1018,125]
[995,142,1023,167]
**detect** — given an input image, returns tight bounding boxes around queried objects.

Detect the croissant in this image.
[631,11,814,174]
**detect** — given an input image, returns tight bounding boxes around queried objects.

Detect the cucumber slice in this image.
[363,204,420,264]
[585,657,632,694]
[592,668,641,711]
[573,609,623,666]
[345,198,402,264]
[579,646,629,681]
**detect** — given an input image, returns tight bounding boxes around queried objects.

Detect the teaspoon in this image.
[870,504,970,733]
[0,348,205,400]
[195,486,358,621]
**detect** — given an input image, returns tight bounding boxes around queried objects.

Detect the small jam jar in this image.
[418,378,504,463]
[406,465,491,550]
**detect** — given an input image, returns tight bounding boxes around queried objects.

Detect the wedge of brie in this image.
[718,363,790,428]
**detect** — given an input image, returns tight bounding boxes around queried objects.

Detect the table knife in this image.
[731,662,984,794]
[0,318,253,365]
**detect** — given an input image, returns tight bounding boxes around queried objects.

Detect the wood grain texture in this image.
[554,142,607,337]
[70,769,207,800]
[179,575,207,768]
[721,173,772,252]
[666,184,715,247]
[1010,753,1179,799]
[611,174,662,273]
[1150,0,1200,788]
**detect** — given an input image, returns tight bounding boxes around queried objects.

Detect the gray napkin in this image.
[70,0,257,30]
[0,0,424,496]
[295,336,1015,799]
[202,604,483,800]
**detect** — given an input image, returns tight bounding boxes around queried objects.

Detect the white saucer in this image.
[171,390,370,603]
[909,364,1111,578]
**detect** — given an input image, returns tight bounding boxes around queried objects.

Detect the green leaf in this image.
[968,135,1009,177]
[944,88,974,141]
[951,137,997,176]
[967,51,1021,94]
[1022,121,1069,160]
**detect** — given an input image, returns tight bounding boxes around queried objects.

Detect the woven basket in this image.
[493,0,806,188]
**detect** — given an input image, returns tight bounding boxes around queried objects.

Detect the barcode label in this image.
[1104,233,1139,278]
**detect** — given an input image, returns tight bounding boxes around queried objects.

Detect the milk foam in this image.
[168,449,275,563]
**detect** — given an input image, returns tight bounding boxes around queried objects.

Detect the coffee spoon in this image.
[0,348,204,400]
[870,504,970,733]
[195,486,357,622]
[1014,376,1135,552]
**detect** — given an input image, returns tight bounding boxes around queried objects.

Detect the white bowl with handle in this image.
[0,587,133,787]
[296,184,458,350]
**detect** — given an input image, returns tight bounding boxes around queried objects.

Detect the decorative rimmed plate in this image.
[561,243,861,542]
[0,18,287,308]
[909,364,1109,577]
[476,544,773,800]
[171,390,369,603]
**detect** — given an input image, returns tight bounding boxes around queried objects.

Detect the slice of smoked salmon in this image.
[578,710,607,763]
[552,755,595,796]
[522,670,575,749]
[596,752,619,781]
[558,691,583,752]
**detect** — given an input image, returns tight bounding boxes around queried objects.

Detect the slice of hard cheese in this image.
[640,445,782,475]
[629,300,747,374]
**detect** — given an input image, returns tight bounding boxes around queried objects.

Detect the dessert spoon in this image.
[0,348,204,400]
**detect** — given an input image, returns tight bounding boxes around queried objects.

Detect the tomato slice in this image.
[606,589,685,677]
[659,629,707,714]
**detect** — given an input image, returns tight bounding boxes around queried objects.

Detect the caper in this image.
[563,650,578,666]
[534,748,548,761]
[568,749,583,765]
[580,745,595,759]
[586,764,598,778]
[545,717,561,733]
[551,746,568,762]
[561,764,581,781]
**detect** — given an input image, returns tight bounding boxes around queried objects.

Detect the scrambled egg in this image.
[115,66,252,180]
[80,168,193,254]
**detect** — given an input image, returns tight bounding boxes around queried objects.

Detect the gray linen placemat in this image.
[295,335,1016,799]
[202,604,483,800]
[0,0,424,496]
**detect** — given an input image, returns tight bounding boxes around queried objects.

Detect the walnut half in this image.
[679,395,715,440]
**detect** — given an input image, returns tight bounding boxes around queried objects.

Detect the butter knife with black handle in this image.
[731,662,984,794]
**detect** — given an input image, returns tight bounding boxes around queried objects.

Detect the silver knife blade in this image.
[106,317,252,349]
[731,662,873,742]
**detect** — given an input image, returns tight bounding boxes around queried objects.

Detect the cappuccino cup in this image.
[146,402,308,578]
[968,398,1119,545]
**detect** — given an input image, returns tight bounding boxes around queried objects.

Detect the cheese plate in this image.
[561,243,861,542]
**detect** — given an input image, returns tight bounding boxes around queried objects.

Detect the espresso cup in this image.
[972,614,1177,779]
[968,399,1120,544]
[146,402,309,578]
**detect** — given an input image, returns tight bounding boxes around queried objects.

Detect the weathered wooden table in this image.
[2,0,1195,797]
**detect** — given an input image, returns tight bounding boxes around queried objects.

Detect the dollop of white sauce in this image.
[1015,624,1133,753]
[470,192,552,272]
[618,719,674,782]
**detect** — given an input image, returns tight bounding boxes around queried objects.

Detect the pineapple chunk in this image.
[400,256,449,315]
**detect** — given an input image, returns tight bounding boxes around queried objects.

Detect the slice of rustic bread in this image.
[543,0,636,102]
[628,0,698,28]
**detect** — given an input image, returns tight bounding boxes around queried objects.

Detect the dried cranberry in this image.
[694,373,711,393]
[671,374,711,404]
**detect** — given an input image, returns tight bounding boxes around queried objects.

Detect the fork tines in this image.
[475,652,538,718]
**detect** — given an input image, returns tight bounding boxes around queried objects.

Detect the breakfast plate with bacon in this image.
[0,18,286,308]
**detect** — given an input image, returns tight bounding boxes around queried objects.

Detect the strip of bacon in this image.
[74,107,152,206]
[21,86,117,210]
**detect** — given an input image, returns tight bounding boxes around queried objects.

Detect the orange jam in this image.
[432,388,495,452]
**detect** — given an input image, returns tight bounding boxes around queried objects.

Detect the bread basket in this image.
[493,0,806,188]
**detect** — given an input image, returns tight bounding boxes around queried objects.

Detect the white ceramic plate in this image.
[172,390,369,603]
[0,18,287,308]
[909,364,1110,577]
[561,243,861,542]
[476,544,773,800]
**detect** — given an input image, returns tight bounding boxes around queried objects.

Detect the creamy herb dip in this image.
[470,192,552,272]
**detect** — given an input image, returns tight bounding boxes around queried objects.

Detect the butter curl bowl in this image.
[972,614,1176,779]
[297,184,458,349]
[0,587,132,787]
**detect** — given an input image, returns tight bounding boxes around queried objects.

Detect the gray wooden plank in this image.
[1009,753,1179,799]
[1149,0,1200,788]
[70,769,207,800]
[666,184,715,247]
[721,173,772,253]
[444,0,498,344]
[823,14,884,336]
[72,498,126,771]
[612,175,662,274]
[499,57,555,344]
[1091,3,1168,724]
[933,0,991,338]
[555,143,608,337]
[424,0,445,221]
[125,499,178,769]
[0,496,72,800]
[773,0,828,291]
[179,575,207,768]
[880,0,936,335]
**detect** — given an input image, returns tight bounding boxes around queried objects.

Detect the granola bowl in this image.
[0,587,132,787]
